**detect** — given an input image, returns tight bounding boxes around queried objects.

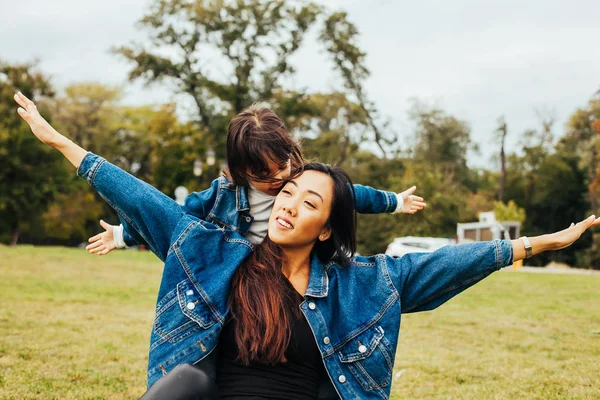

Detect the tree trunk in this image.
[10,226,20,247]
[497,120,507,201]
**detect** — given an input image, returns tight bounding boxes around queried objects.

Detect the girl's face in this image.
[246,158,291,196]
[268,170,333,249]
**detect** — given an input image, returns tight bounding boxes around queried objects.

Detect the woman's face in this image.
[268,170,333,248]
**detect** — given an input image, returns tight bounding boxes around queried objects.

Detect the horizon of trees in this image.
[2,0,599,269]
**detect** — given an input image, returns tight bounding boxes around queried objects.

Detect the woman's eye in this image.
[305,201,316,209]
[281,189,291,195]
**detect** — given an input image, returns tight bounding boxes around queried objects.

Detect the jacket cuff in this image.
[113,224,128,249]
[392,193,404,214]
[76,152,105,184]
[495,239,515,270]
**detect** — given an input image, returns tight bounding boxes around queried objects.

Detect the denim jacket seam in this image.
[381,255,401,297]
[377,254,396,290]
[173,243,225,324]
[207,183,224,225]
[493,239,506,270]
[93,190,160,256]
[403,270,494,313]
[88,157,105,184]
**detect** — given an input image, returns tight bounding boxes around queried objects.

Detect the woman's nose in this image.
[282,205,297,217]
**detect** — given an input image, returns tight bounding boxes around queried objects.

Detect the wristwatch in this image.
[520,236,533,258]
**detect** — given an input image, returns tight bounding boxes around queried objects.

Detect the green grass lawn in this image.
[1,246,599,399]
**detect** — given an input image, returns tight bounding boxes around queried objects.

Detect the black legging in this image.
[139,364,219,400]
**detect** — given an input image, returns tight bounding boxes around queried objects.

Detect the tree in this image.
[320,12,398,158]
[409,102,472,185]
[0,61,71,245]
[113,0,322,158]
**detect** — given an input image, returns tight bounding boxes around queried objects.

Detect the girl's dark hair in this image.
[229,162,357,365]
[226,104,304,186]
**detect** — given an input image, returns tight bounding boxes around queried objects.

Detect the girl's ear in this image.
[318,227,332,242]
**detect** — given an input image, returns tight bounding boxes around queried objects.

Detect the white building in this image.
[457,212,521,243]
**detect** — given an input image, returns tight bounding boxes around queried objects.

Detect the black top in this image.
[216,279,325,399]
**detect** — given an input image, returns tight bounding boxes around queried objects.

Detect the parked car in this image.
[385,236,455,258]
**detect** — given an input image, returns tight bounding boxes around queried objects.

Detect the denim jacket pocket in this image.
[337,325,393,391]
[153,280,216,343]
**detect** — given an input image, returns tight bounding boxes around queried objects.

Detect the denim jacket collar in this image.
[304,252,331,298]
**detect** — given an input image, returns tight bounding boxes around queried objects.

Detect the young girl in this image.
[85,105,426,256]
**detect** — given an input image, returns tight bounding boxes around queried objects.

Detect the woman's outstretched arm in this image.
[14,92,87,168]
[14,91,182,261]
[386,215,600,314]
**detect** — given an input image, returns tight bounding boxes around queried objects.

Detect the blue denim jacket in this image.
[78,153,514,399]
[122,174,399,246]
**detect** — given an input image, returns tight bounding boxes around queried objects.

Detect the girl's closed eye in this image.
[281,189,292,195]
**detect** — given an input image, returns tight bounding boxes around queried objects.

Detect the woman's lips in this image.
[276,217,294,230]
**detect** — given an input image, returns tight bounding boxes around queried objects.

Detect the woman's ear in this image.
[318,227,332,242]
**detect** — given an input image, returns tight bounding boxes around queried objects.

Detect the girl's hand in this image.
[13,91,60,146]
[86,220,117,256]
[401,186,426,214]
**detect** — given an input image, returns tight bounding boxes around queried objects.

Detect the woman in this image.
[14,92,600,399]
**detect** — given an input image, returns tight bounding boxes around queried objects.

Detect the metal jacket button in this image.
[358,345,367,354]
[186,290,194,296]
[323,336,330,345]
[308,302,316,310]
[338,375,346,383]
[186,302,196,310]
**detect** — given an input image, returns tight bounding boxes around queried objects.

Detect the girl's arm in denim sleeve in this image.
[352,184,399,214]
[385,240,514,313]
[118,177,221,247]
[78,152,182,261]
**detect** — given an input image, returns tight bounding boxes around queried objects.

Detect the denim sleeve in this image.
[352,184,398,214]
[119,215,146,247]
[183,178,221,220]
[385,240,514,313]
[77,152,183,261]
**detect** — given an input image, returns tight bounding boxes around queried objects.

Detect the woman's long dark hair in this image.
[229,163,357,364]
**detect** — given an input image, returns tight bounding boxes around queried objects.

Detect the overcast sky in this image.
[2,0,599,168]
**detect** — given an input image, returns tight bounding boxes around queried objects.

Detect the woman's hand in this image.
[86,220,117,256]
[13,91,87,168]
[512,215,600,261]
[550,215,600,250]
[13,92,60,146]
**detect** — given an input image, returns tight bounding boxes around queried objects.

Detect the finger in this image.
[13,92,27,109]
[86,241,104,251]
[404,186,417,195]
[591,217,600,228]
[99,219,111,230]
[88,233,103,242]
[17,107,29,120]
[99,248,111,256]
[89,244,106,254]
[413,201,426,207]
[17,91,35,109]
[411,196,424,202]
